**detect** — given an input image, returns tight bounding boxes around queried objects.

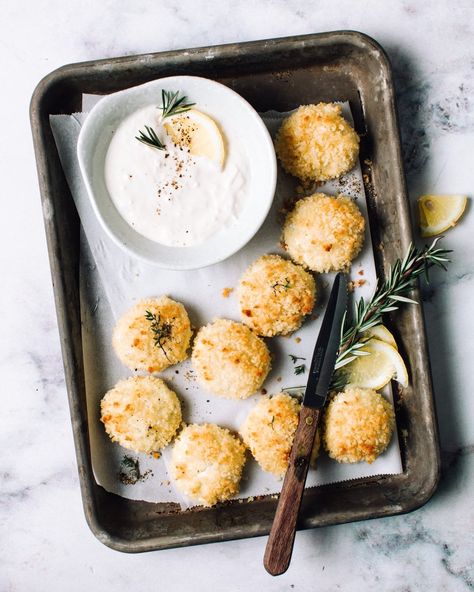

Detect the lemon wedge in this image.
[418,194,467,237]
[341,338,408,390]
[363,325,398,350]
[164,109,225,168]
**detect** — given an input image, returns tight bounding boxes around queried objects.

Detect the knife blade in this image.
[304,271,348,407]
[264,272,348,576]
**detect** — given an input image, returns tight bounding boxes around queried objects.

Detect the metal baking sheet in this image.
[30,31,440,552]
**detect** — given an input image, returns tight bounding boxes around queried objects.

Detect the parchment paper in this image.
[50,98,403,506]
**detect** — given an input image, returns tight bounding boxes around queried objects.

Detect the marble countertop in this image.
[1,1,473,590]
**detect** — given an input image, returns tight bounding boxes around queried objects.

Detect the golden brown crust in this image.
[100,376,182,454]
[170,423,246,507]
[282,193,365,272]
[238,254,316,336]
[275,103,360,182]
[240,393,320,477]
[323,387,395,464]
[112,296,192,373]
[191,319,271,399]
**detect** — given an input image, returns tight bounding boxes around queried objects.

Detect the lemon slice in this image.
[418,194,467,237]
[164,109,225,168]
[342,338,408,390]
[363,325,398,350]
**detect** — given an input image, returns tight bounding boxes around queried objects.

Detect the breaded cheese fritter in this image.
[170,423,246,507]
[238,254,316,337]
[100,375,182,454]
[112,296,192,373]
[191,319,271,399]
[275,102,360,182]
[323,387,395,464]
[282,193,365,272]
[240,393,320,477]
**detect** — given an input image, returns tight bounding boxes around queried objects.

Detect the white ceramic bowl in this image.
[77,75,277,270]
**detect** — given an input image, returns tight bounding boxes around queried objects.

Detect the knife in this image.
[263,272,348,576]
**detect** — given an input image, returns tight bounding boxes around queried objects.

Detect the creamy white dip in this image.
[104,105,248,247]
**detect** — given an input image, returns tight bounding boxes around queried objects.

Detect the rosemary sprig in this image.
[145,310,173,360]
[135,90,194,149]
[333,237,451,381]
[160,89,195,119]
[135,125,166,150]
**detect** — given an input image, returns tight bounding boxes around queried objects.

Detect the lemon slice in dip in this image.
[418,194,467,237]
[362,324,398,350]
[340,338,409,390]
[164,109,225,168]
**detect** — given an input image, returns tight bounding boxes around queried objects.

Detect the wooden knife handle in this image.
[263,406,321,576]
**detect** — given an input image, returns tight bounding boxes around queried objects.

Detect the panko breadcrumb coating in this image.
[192,319,271,399]
[238,254,316,336]
[282,193,365,272]
[323,387,395,464]
[275,103,360,182]
[100,376,182,454]
[170,423,246,507]
[240,393,320,477]
[112,296,192,373]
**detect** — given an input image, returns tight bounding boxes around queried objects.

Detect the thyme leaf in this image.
[145,310,173,361]
[289,354,306,364]
[294,364,306,375]
[119,455,140,484]
[119,455,152,485]
[272,277,292,294]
